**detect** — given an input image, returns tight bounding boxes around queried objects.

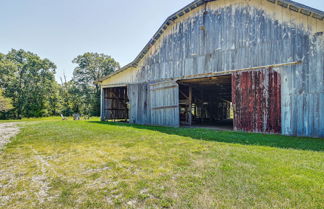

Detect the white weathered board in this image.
[149,81,180,127]
[128,83,151,125]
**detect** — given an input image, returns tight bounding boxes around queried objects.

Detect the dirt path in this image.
[0,123,21,150]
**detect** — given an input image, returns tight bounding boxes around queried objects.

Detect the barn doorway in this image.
[178,75,233,130]
[102,87,129,122]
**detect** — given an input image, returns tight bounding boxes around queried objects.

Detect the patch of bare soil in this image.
[0,123,21,151]
[31,148,53,203]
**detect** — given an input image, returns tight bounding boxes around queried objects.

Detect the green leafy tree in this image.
[46,82,62,116]
[0,49,57,118]
[0,50,120,119]
[72,52,119,116]
[0,89,13,112]
[59,80,83,116]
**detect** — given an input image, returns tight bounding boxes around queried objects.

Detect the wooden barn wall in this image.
[128,2,324,137]
[101,67,138,87]
[149,81,180,127]
[281,35,324,138]
[232,68,281,133]
[101,88,109,121]
[135,4,322,82]
[128,83,151,125]
[128,84,139,124]
[128,81,179,127]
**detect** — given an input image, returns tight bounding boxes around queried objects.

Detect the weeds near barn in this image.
[0,118,323,208]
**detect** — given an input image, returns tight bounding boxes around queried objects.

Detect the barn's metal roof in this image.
[98,0,324,83]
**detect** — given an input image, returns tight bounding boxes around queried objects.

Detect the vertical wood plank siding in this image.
[232,68,281,133]
[128,84,138,124]
[100,88,104,121]
[128,83,151,125]
[149,81,180,127]
[128,81,179,127]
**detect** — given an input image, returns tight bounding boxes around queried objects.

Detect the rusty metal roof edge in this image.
[97,0,323,84]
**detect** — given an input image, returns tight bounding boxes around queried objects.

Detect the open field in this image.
[0,118,323,208]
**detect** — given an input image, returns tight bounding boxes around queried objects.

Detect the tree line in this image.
[0,49,119,119]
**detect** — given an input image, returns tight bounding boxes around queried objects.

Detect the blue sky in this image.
[0,0,323,81]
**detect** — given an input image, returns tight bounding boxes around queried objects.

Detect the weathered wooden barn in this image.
[98,0,324,138]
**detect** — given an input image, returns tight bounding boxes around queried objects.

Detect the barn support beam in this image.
[100,88,104,121]
[179,85,193,126]
[179,89,189,99]
[179,75,233,127]
[177,61,302,82]
[188,86,193,126]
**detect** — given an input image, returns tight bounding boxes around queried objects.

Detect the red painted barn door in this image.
[232,68,281,133]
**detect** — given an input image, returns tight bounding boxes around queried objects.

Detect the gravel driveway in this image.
[0,123,21,150]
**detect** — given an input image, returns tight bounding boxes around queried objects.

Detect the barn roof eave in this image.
[96,63,135,84]
[97,0,324,84]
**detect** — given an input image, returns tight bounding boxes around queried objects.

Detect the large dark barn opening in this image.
[102,87,129,122]
[178,75,233,130]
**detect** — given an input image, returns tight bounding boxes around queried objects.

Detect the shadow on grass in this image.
[88,121,324,152]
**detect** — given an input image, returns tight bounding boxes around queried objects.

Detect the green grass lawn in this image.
[0,118,323,209]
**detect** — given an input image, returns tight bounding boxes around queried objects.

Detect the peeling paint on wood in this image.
[232,68,281,133]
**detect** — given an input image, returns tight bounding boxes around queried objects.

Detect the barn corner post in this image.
[100,87,104,121]
[231,72,237,131]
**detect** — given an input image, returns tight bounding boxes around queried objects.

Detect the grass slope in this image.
[0,118,323,208]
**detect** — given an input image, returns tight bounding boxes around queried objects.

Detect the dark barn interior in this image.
[178,75,233,130]
[103,87,129,121]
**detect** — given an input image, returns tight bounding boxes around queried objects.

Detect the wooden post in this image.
[188,86,192,126]
[100,88,104,121]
